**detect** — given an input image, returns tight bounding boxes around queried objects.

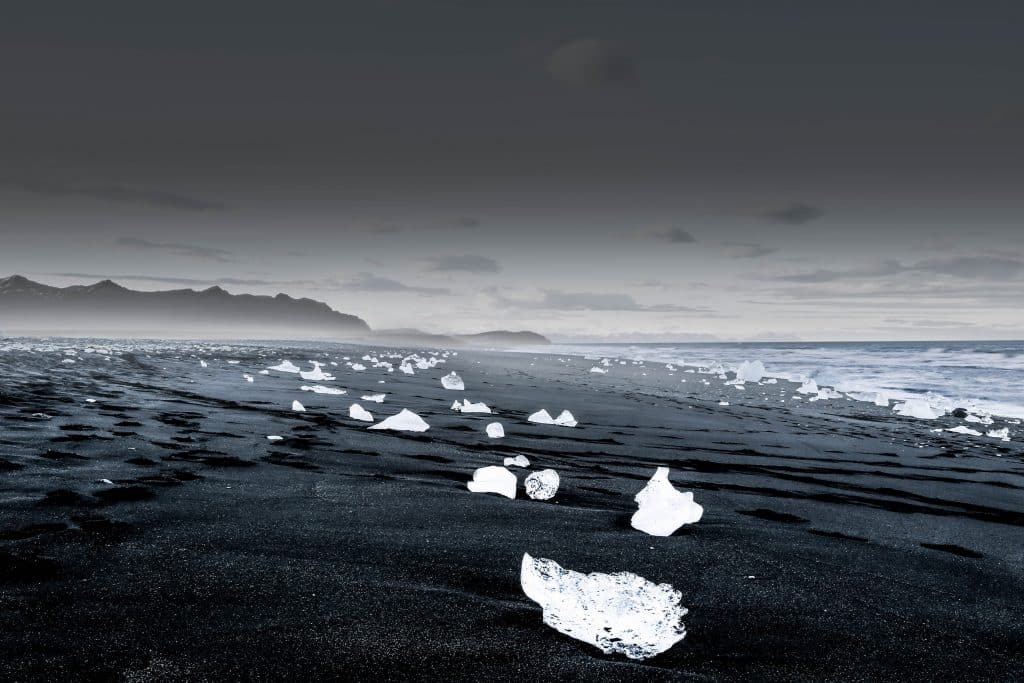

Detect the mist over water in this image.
[538,340,1024,420]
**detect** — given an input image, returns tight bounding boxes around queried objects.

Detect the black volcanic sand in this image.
[1,341,1022,681]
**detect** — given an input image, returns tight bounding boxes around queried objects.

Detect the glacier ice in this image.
[243,373,254,383]
[348,403,374,422]
[300,363,335,381]
[454,400,491,414]
[894,398,942,420]
[525,469,559,500]
[796,379,819,395]
[269,360,301,373]
[302,384,346,395]
[467,465,516,499]
[266,435,283,442]
[361,393,386,403]
[590,366,608,374]
[368,408,430,432]
[631,467,703,536]
[946,425,982,436]
[291,400,306,412]
[987,427,1010,441]
[554,410,577,427]
[520,553,688,660]
[735,360,765,383]
[504,454,529,468]
[441,371,465,390]
[486,422,505,438]
[528,409,555,424]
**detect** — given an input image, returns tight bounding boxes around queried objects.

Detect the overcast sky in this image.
[2,1,1023,341]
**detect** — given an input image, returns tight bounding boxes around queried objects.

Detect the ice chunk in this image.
[735,360,765,383]
[302,385,347,395]
[590,366,608,374]
[348,403,374,422]
[520,553,688,660]
[399,363,414,375]
[528,409,555,424]
[361,393,386,403]
[466,465,516,499]
[368,408,430,432]
[441,371,465,390]
[987,427,1010,441]
[200,360,208,368]
[631,467,703,536]
[796,379,819,395]
[269,360,301,373]
[946,425,982,436]
[525,469,559,500]
[350,363,367,371]
[554,410,577,427]
[267,435,283,442]
[454,400,491,414]
[486,422,505,438]
[259,369,270,375]
[300,363,335,381]
[243,374,254,383]
[291,400,306,412]
[894,398,942,420]
[504,454,529,468]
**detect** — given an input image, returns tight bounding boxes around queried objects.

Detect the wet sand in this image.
[1,341,1022,681]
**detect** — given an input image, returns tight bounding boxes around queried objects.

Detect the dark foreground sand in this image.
[1,341,1022,681]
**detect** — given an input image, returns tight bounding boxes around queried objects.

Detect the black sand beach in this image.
[1,341,1022,681]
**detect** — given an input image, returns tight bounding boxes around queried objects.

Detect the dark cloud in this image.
[343,272,450,296]
[640,225,697,244]
[487,287,710,313]
[764,202,825,225]
[545,39,635,86]
[772,256,1024,283]
[421,254,501,273]
[115,237,235,263]
[1,178,227,212]
[726,243,778,258]
[453,217,482,228]
[50,273,287,287]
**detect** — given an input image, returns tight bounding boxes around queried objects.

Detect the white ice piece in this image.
[528,409,555,424]
[504,454,529,468]
[525,469,560,500]
[200,360,208,368]
[348,403,374,422]
[486,422,505,438]
[269,360,301,373]
[243,374,254,383]
[455,400,491,414]
[590,366,608,374]
[267,435,283,442]
[300,363,335,381]
[441,371,465,390]
[302,384,346,395]
[361,393,386,403]
[946,425,982,436]
[368,408,430,432]
[466,465,516,499]
[894,398,942,420]
[796,379,819,395]
[631,467,703,536]
[554,410,577,427]
[350,363,367,371]
[291,400,306,412]
[987,427,1010,441]
[520,553,688,660]
[735,360,765,383]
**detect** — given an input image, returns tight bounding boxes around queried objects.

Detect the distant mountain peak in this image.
[0,275,370,340]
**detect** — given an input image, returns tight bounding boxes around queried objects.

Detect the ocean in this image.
[539,340,1024,420]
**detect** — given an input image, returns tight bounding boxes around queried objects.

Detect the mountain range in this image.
[0,276,548,346]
